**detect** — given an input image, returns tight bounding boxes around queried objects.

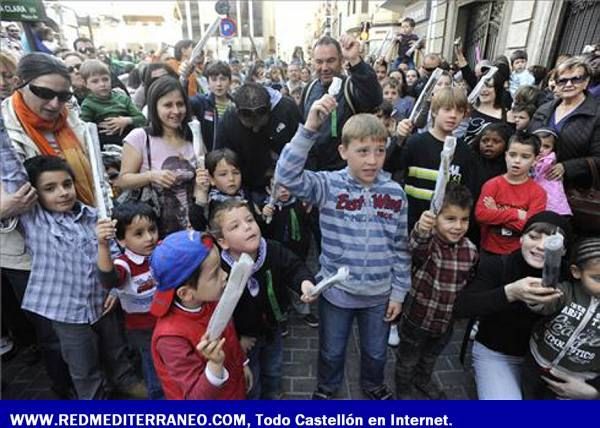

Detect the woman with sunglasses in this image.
[0,52,99,398]
[61,51,87,106]
[529,57,600,189]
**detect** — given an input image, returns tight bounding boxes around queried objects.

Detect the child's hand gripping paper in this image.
[304,94,337,133]
[197,332,226,380]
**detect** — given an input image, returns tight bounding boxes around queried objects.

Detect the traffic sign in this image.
[220,17,237,38]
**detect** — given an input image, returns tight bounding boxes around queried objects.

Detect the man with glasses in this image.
[413,53,442,97]
[216,82,302,203]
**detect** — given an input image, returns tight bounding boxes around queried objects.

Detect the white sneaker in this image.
[388,324,400,347]
[0,336,14,356]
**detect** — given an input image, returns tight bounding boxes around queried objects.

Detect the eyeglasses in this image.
[67,64,81,73]
[28,84,73,102]
[237,105,269,118]
[555,75,587,87]
[78,47,96,55]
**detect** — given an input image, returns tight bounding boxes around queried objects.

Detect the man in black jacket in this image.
[216,83,302,202]
[301,34,383,172]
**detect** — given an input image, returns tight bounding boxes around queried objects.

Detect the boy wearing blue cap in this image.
[149,230,250,400]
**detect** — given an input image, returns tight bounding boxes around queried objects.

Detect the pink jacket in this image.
[533,152,573,216]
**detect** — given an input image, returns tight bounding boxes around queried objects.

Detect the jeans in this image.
[246,330,283,399]
[395,316,453,392]
[472,340,524,400]
[2,268,73,395]
[52,310,140,399]
[317,297,389,394]
[127,329,164,399]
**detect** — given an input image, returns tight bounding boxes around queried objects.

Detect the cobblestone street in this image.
[1,312,476,400]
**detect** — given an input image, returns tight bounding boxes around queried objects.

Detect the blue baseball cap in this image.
[149,230,214,317]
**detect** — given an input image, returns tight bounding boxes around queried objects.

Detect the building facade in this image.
[313,1,599,68]
[390,0,600,68]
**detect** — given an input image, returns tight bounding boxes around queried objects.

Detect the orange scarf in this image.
[12,91,95,206]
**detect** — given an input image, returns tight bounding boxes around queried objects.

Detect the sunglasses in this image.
[555,75,587,87]
[237,105,269,118]
[29,84,73,102]
[423,66,437,73]
[78,47,96,55]
[67,64,81,73]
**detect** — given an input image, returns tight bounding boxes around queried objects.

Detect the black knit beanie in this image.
[523,211,572,245]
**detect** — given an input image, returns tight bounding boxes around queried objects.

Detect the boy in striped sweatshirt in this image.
[275,94,411,400]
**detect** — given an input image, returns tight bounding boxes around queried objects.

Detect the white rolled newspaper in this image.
[408,67,443,123]
[309,266,350,297]
[405,37,423,57]
[85,123,111,219]
[467,66,498,105]
[328,76,342,97]
[430,136,457,215]
[542,233,564,288]
[264,179,278,225]
[206,253,254,341]
[188,119,206,167]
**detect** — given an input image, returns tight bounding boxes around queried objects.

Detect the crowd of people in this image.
[1,18,599,401]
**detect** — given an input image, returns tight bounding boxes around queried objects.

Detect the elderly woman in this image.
[0,52,101,398]
[529,57,600,188]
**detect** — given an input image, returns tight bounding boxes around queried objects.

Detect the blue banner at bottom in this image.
[1,400,597,428]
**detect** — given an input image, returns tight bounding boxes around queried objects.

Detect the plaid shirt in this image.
[403,226,478,335]
[1,119,108,324]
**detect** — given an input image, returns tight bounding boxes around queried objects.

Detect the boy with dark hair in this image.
[79,59,146,148]
[276,95,411,400]
[97,201,163,399]
[190,61,234,151]
[149,230,250,399]
[0,135,145,399]
[395,183,478,399]
[476,132,547,255]
[509,50,535,97]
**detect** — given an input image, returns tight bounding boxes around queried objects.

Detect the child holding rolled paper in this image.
[395,183,478,399]
[522,237,600,400]
[189,148,252,232]
[209,199,317,399]
[0,134,145,399]
[96,201,164,399]
[392,87,477,231]
[275,94,410,400]
[149,230,250,400]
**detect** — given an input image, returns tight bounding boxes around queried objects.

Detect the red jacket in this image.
[476,175,546,254]
[151,303,246,400]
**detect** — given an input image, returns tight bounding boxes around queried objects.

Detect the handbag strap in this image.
[144,130,156,191]
[585,158,600,189]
